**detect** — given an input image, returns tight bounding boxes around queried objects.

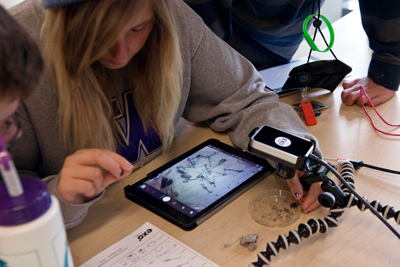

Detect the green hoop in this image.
[302,14,335,53]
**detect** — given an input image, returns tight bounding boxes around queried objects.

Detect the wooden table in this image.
[67,10,400,267]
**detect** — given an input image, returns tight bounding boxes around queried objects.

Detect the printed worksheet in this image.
[80,222,219,267]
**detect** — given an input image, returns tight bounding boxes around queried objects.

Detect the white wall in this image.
[0,0,24,9]
[321,0,344,25]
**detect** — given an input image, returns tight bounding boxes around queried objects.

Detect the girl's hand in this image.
[57,149,133,204]
[286,170,321,213]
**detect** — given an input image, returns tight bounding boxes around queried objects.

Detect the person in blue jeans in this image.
[184,0,400,106]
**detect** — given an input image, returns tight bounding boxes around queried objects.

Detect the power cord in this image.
[324,157,400,175]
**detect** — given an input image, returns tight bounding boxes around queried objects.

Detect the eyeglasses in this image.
[0,115,22,144]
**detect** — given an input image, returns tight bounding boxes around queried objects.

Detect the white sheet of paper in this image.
[258,55,319,91]
[80,222,219,267]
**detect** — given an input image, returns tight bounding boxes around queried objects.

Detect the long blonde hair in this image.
[40,0,182,153]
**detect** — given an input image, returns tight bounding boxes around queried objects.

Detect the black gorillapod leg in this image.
[249,161,400,266]
[338,162,400,224]
[249,196,343,266]
[326,161,400,226]
[248,216,339,267]
[309,155,400,239]
[248,163,348,267]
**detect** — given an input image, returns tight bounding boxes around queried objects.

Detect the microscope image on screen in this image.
[145,145,263,212]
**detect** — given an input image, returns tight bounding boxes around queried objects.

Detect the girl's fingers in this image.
[65,149,132,180]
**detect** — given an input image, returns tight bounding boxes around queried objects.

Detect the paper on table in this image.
[80,222,219,267]
[259,55,319,96]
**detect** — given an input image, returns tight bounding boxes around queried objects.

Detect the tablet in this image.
[124,139,273,231]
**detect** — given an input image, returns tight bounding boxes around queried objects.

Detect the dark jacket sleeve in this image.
[359,0,400,91]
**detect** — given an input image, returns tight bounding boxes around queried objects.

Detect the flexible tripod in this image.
[249,160,400,266]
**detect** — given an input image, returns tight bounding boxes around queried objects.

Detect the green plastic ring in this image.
[302,14,335,53]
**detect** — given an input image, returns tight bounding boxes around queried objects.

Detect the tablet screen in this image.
[124,139,272,230]
[138,144,265,217]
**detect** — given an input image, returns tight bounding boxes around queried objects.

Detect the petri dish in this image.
[248,189,301,227]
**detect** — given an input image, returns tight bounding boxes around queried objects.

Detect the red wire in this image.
[360,86,400,136]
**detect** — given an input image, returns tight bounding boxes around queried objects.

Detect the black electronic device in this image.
[248,125,315,174]
[249,160,400,267]
[124,139,273,231]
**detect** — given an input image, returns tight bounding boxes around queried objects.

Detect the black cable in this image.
[311,0,316,17]
[249,161,400,266]
[307,0,318,62]
[309,154,400,240]
[317,27,337,59]
[349,160,400,175]
[307,0,337,61]
[363,163,400,175]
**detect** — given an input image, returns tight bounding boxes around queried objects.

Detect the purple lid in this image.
[0,177,51,226]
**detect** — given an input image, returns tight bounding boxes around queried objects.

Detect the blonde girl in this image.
[10,0,323,228]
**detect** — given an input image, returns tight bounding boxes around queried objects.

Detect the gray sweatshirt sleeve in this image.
[177,1,322,162]
[9,0,103,229]
[44,175,104,229]
[12,101,103,229]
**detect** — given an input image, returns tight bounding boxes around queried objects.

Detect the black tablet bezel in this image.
[124,139,273,231]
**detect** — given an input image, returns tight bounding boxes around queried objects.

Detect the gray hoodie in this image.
[9,0,321,228]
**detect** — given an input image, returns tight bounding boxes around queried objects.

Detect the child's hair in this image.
[41,0,183,153]
[0,5,43,100]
